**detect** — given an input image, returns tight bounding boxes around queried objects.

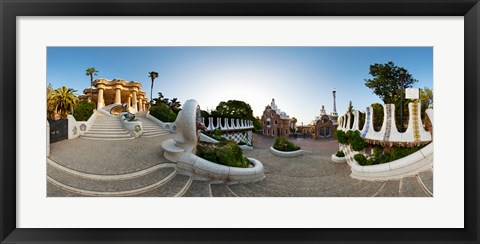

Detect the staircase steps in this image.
[133,174,192,197]
[47,163,176,193]
[81,113,134,140]
[136,117,170,137]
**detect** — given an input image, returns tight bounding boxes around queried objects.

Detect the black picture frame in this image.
[1,0,478,243]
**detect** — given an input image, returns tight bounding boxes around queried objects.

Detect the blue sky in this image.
[47,47,433,125]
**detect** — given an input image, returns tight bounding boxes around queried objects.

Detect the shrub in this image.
[197,141,249,168]
[350,131,365,151]
[354,154,370,166]
[273,136,300,152]
[334,130,347,144]
[73,101,95,121]
[335,151,345,157]
[149,103,177,122]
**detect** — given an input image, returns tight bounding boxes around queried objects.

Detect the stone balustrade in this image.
[337,102,432,146]
[203,117,254,132]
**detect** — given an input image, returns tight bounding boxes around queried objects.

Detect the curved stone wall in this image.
[338,102,432,146]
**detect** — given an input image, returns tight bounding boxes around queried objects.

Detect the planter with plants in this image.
[331,150,346,163]
[270,136,303,157]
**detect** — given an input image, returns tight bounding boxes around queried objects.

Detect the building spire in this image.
[331,88,338,117]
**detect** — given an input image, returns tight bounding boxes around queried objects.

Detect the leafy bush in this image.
[149,103,177,122]
[349,131,365,151]
[197,141,249,168]
[335,151,345,157]
[356,145,422,166]
[334,130,347,144]
[73,101,95,121]
[273,136,300,152]
[354,154,370,166]
[337,130,365,151]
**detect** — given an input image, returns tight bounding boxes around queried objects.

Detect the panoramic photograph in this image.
[46,47,433,197]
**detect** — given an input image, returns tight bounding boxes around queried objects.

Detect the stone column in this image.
[127,95,131,108]
[137,96,143,111]
[142,101,146,111]
[97,88,104,109]
[114,88,121,104]
[132,91,138,111]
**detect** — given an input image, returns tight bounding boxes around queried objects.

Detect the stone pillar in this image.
[137,95,143,111]
[114,88,121,104]
[127,96,131,108]
[132,91,137,111]
[97,88,104,109]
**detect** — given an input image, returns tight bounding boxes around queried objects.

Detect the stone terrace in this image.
[47,134,433,197]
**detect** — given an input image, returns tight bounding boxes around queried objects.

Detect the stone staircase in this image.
[81,113,134,140]
[136,117,170,138]
[48,165,433,197]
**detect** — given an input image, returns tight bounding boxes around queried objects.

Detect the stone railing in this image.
[202,117,254,146]
[203,117,254,131]
[66,111,99,139]
[337,102,432,146]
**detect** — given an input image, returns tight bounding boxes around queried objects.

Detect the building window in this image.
[286,129,288,135]
[274,120,278,125]
[267,129,270,135]
[272,130,275,136]
[266,118,271,127]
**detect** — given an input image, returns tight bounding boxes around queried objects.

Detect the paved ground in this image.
[47,133,433,197]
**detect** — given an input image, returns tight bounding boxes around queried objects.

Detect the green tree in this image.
[211,100,254,120]
[149,103,177,122]
[169,97,182,115]
[47,86,79,119]
[347,101,353,113]
[73,101,96,121]
[365,61,418,104]
[253,116,263,132]
[365,61,418,132]
[85,67,99,102]
[148,71,159,104]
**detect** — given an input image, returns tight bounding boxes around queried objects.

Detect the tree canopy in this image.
[364,61,418,104]
[210,100,254,120]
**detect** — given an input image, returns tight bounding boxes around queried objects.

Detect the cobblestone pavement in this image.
[47,133,433,197]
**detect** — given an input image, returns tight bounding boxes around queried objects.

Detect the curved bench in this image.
[162,139,185,162]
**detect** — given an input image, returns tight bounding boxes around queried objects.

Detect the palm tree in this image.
[47,86,79,119]
[148,71,159,104]
[85,67,99,102]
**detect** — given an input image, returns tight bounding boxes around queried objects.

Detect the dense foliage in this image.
[73,102,95,121]
[273,136,301,152]
[348,130,366,151]
[152,92,182,115]
[335,130,365,151]
[210,100,254,120]
[354,145,421,166]
[47,86,79,119]
[197,141,249,168]
[364,61,419,132]
[335,151,345,157]
[334,130,347,144]
[149,103,177,122]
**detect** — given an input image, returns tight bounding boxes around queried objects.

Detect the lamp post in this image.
[399,69,405,132]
